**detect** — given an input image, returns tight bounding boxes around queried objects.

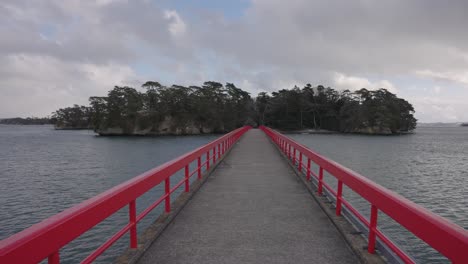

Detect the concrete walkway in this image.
[137,129,358,264]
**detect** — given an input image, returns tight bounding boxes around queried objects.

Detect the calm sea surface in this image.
[0,125,218,263]
[288,126,468,263]
[1,125,467,263]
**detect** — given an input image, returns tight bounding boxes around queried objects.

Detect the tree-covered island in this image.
[52,81,417,135]
[0,117,54,125]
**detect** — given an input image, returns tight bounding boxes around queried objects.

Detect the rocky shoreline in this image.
[54,126,91,130]
[280,129,336,135]
[96,127,220,136]
[281,127,413,135]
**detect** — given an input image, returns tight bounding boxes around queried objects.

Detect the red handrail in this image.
[260,126,468,263]
[0,126,251,264]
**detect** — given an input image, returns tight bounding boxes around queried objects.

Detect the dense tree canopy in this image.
[53,81,255,134]
[52,81,416,135]
[52,105,92,129]
[256,85,417,133]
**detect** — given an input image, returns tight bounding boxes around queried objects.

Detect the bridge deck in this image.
[137,129,358,264]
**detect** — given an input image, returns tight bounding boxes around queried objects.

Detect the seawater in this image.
[1,125,467,263]
[0,125,218,263]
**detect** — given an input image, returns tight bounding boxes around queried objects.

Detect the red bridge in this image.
[1,127,467,263]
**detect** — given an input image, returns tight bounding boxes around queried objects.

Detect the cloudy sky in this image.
[1,0,468,122]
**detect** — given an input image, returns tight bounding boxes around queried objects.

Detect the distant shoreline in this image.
[0,117,53,126]
[0,123,53,126]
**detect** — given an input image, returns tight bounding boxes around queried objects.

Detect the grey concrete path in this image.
[138,129,358,264]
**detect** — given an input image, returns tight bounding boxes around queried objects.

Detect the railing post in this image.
[165,178,171,213]
[184,164,190,192]
[197,156,202,179]
[213,147,217,163]
[336,181,343,216]
[368,205,378,254]
[206,151,210,171]
[129,200,137,248]
[318,167,324,195]
[306,158,311,181]
[293,148,297,165]
[298,152,303,172]
[48,251,60,264]
[288,144,291,160]
[218,144,221,159]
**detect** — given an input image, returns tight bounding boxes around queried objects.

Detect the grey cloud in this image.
[0,0,191,64]
[192,0,468,75]
[1,0,468,122]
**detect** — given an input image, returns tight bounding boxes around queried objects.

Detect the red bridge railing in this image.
[260,126,468,263]
[0,126,251,264]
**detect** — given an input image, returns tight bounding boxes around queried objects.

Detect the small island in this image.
[0,117,54,125]
[51,81,417,136]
